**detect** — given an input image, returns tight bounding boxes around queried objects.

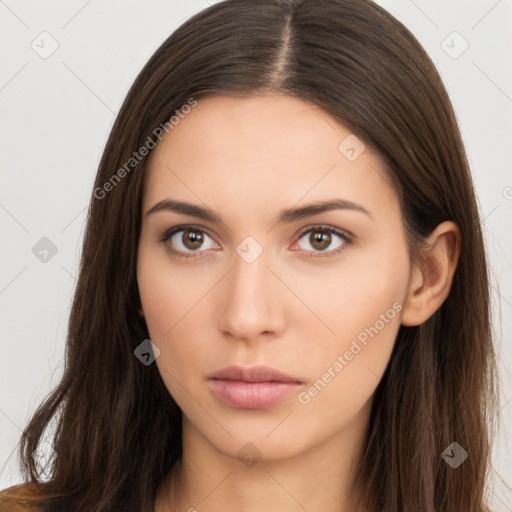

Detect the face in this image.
[137,93,412,462]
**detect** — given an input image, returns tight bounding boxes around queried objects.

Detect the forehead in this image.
[150,93,370,164]
[143,93,398,222]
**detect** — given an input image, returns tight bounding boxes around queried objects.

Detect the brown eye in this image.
[295,226,350,257]
[181,229,204,250]
[160,226,218,259]
[309,230,332,251]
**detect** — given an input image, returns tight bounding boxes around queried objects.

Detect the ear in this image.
[401,221,461,326]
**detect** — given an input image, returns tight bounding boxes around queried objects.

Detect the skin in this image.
[136,93,460,512]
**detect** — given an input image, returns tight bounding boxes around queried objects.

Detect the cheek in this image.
[289,235,409,344]
[137,239,206,339]
[294,242,408,412]
[138,269,200,365]
[138,272,199,404]
[296,324,398,429]
[137,248,216,399]
[296,299,402,422]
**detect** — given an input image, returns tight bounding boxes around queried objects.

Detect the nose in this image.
[217,246,286,344]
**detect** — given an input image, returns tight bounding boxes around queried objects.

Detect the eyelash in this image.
[158,224,354,260]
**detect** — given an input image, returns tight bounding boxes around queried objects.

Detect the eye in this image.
[159,224,353,260]
[292,225,352,257]
[159,225,218,259]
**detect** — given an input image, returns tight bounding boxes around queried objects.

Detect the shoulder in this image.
[0,483,43,511]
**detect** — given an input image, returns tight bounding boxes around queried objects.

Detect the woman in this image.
[0,0,498,510]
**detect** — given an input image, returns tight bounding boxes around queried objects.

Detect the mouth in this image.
[208,364,303,409]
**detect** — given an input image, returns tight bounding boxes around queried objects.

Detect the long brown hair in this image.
[1,0,498,510]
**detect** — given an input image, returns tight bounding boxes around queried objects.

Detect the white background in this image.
[1,0,511,509]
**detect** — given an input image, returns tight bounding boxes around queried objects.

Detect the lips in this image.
[208,365,303,409]
[209,364,302,383]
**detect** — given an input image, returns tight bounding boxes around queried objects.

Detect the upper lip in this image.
[209,365,302,383]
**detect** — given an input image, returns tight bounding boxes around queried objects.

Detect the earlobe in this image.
[401,221,461,326]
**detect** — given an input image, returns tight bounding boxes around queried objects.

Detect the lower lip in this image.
[209,379,302,409]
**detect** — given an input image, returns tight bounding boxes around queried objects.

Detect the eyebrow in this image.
[145,198,371,224]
